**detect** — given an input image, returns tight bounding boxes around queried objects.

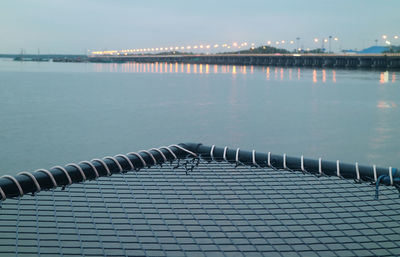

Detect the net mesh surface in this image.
[1,159,400,257]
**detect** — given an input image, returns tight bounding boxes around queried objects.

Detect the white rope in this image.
[91,159,111,176]
[300,155,305,172]
[355,162,360,181]
[79,161,99,178]
[35,169,58,188]
[168,144,197,157]
[103,156,123,173]
[149,148,167,162]
[210,145,216,161]
[127,152,147,167]
[18,171,41,192]
[373,165,377,182]
[114,154,135,171]
[318,158,322,175]
[223,147,228,162]
[252,150,257,166]
[0,186,6,201]
[389,166,393,186]
[139,150,157,165]
[283,154,287,169]
[267,152,271,167]
[235,148,240,164]
[66,163,87,181]
[1,175,24,197]
[158,146,177,160]
[51,166,73,185]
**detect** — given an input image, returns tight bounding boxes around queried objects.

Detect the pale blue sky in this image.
[1,0,399,54]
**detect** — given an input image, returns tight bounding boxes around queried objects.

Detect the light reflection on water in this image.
[92,62,399,85]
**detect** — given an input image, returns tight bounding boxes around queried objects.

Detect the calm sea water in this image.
[0,58,399,175]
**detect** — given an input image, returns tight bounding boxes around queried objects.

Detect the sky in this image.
[1,0,399,54]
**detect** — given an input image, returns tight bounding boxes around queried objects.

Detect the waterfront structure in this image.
[88,54,400,69]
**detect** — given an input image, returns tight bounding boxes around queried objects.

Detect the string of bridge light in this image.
[90,34,399,55]
[90,40,312,55]
[382,34,399,45]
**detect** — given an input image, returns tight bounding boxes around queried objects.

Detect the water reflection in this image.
[93,62,400,84]
[380,71,389,84]
[377,101,397,109]
[313,70,317,83]
[332,70,336,83]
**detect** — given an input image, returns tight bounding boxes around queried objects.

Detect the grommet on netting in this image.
[114,154,134,171]
[18,172,41,194]
[355,162,361,183]
[167,145,198,174]
[66,163,87,182]
[51,166,72,185]
[223,147,228,162]
[139,150,157,166]
[235,148,241,167]
[91,159,111,176]
[158,146,177,163]
[375,166,398,199]
[168,144,197,158]
[300,155,307,175]
[336,160,341,178]
[103,156,123,173]
[149,148,167,162]
[1,175,24,198]
[210,145,216,161]
[318,158,323,176]
[0,186,5,201]
[127,152,146,169]
[79,161,99,178]
[283,154,287,169]
[35,169,58,188]
[265,152,277,171]
[252,150,259,167]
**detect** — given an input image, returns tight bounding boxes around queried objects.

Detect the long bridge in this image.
[88,53,400,69]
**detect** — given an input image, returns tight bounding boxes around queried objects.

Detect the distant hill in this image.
[357,46,389,54]
[220,45,290,54]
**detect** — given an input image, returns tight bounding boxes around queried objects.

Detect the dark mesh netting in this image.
[1,159,400,257]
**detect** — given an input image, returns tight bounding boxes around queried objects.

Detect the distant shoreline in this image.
[0,54,85,59]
